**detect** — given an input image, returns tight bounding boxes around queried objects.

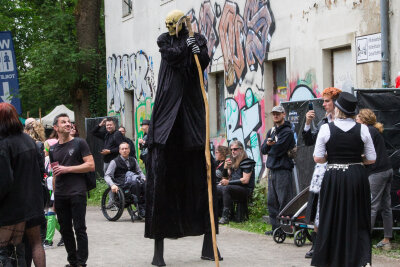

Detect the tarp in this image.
[356,89,400,208]
[41,104,75,128]
[281,99,325,191]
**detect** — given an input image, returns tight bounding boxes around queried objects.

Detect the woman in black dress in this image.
[311,92,376,267]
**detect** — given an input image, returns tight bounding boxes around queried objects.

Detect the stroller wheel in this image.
[273,228,286,243]
[294,230,307,247]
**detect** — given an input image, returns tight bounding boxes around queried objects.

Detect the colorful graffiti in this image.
[273,70,321,105]
[135,97,153,159]
[188,0,275,94]
[107,50,156,118]
[219,0,275,93]
[225,88,265,180]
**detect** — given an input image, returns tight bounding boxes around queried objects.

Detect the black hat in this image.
[334,92,358,116]
[141,119,150,126]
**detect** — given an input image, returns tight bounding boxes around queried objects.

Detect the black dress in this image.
[311,123,371,267]
[144,27,218,240]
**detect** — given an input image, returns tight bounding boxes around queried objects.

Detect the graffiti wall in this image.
[107,50,156,158]
[273,70,321,105]
[106,50,156,123]
[186,0,275,179]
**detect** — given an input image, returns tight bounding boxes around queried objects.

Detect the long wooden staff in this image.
[182,16,220,267]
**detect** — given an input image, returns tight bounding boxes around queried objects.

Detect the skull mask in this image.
[165,10,184,36]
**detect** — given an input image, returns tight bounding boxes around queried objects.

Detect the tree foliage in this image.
[0,0,106,122]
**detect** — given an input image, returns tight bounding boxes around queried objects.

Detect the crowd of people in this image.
[0,84,396,267]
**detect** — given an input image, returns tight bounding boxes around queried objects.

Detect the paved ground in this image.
[45,206,399,267]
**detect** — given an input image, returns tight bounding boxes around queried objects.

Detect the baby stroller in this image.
[273,186,314,247]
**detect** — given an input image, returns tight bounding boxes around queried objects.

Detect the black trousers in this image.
[55,194,88,267]
[218,184,248,209]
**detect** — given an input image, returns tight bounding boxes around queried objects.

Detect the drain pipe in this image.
[381,0,390,87]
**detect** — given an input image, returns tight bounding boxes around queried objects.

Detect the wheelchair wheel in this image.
[273,227,286,243]
[101,187,125,221]
[294,229,307,247]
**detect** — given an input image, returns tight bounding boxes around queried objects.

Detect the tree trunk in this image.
[73,0,101,137]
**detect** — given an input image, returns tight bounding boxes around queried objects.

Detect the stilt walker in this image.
[144,10,221,266]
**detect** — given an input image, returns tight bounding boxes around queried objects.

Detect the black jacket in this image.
[261,121,295,170]
[113,156,140,186]
[302,117,328,146]
[366,125,392,174]
[91,126,125,163]
[0,133,44,226]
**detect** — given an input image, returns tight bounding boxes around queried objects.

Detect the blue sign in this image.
[0,31,22,114]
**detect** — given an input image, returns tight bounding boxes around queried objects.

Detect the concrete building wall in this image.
[105,0,399,178]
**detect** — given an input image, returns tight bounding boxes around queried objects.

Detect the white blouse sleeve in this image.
[360,124,377,161]
[313,124,330,157]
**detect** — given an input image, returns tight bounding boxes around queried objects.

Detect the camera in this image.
[308,102,314,110]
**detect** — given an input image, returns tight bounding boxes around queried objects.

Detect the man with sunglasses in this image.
[261,105,295,236]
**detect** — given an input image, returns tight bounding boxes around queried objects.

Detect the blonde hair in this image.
[230,140,248,169]
[357,108,384,133]
[334,107,356,120]
[25,121,45,142]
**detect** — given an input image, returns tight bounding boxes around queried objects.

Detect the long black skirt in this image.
[311,165,371,267]
[144,130,218,239]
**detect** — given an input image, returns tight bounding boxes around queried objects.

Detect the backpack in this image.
[49,138,96,195]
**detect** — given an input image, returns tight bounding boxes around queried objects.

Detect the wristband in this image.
[228,179,242,185]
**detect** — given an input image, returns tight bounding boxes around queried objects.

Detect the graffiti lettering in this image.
[225,88,265,180]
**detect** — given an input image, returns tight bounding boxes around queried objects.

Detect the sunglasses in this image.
[166,22,174,26]
[231,147,241,151]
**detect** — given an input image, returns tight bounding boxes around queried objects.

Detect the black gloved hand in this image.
[192,44,200,54]
[186,36,196,47]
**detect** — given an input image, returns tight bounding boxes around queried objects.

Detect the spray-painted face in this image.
[165,10,184,36]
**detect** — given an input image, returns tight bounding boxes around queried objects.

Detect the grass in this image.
[87,178,109,206]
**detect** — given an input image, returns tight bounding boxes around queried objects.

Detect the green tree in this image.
[0,0,106,136]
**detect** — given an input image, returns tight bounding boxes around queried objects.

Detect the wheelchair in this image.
[100,186,139,222]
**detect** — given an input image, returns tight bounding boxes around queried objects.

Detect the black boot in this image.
[201,233,223,261]
[218,208,230,225]
[305,232,317,259]
[152,239,166,266]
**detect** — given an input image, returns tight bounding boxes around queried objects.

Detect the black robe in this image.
[145,27,218,239]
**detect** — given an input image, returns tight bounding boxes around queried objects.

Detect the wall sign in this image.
[0,31,22,114]
[356,33,382,64]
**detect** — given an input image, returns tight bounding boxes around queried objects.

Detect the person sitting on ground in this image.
[357,108,393,250]
[214,145,230,217]
[104,142,146,219]
[218,140,255,225]
[214,146,230,184]
[118,126,136,158]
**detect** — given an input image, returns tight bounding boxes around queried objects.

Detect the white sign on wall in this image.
[356,33,382,64]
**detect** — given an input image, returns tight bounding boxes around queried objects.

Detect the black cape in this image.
[145,27,218,239]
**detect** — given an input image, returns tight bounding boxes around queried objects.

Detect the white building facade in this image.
[105,0,400,179]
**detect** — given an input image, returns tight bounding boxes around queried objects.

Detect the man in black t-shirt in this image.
[50,113,95,267]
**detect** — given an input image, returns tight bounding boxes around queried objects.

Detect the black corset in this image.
[326,122,363,164]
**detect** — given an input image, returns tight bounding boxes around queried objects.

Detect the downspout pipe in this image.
[381,0,390,87]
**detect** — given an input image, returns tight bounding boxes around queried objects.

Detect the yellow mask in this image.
[165,10,184,36]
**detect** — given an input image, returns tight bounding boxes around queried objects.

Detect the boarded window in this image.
[333,48,353,93]
[273,59,287,105]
